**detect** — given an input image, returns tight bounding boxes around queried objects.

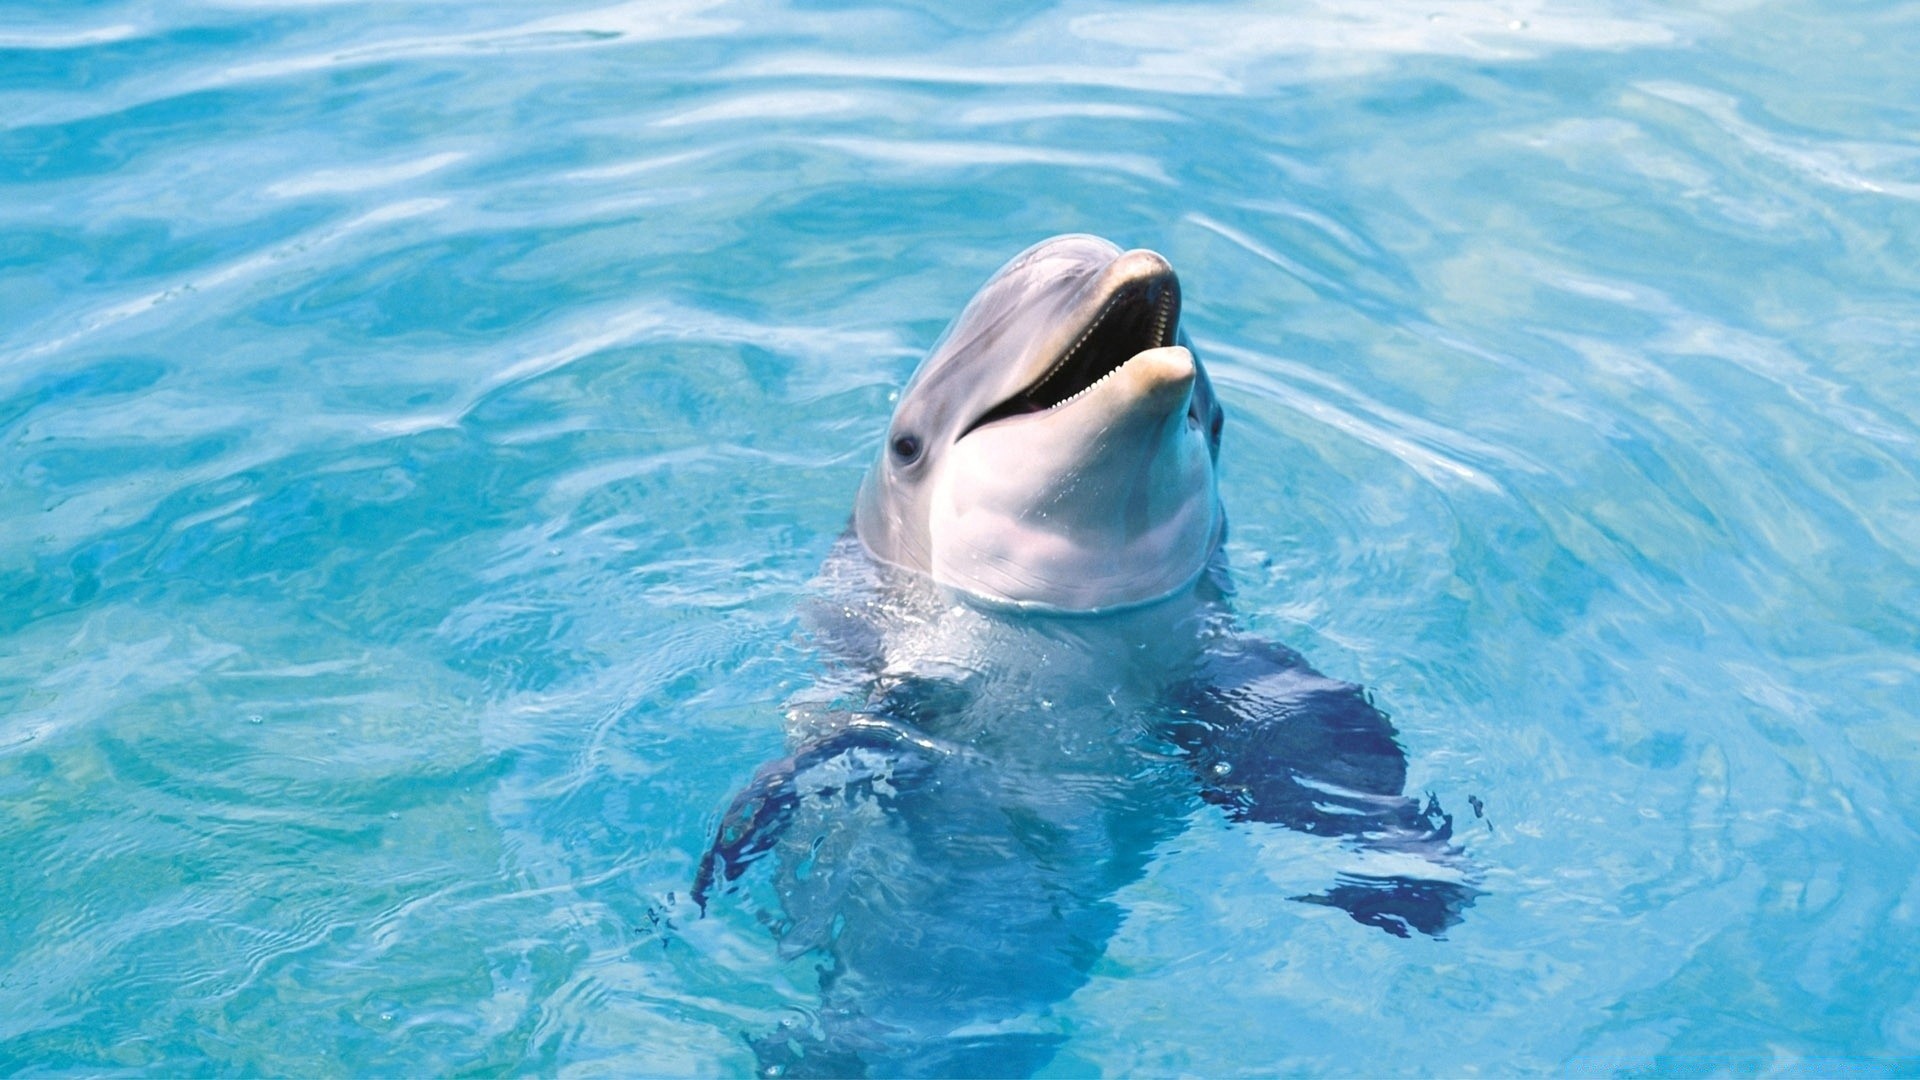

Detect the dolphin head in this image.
[854,234,1225,612]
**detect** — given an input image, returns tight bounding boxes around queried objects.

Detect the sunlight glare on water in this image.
[3,0,1919,1074]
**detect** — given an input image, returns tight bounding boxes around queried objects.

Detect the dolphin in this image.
[696,235,1476,1077]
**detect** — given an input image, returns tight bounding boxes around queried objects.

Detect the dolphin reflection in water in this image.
[695,236,1477,1077]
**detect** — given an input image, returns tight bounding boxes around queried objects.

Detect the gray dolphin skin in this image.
[698,236,1476,1078]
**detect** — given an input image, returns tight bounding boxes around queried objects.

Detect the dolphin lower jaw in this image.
[925,348,1220,612]
[927,501,1221,613]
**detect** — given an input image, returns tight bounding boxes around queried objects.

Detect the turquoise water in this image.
[4,0,1920,1074]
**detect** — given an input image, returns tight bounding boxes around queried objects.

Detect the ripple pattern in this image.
[3,0,1919,1074]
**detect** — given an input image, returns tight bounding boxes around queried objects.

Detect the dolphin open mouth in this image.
[963,253,1181,434]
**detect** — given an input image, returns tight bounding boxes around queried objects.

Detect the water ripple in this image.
[1639,81,1920,201]
[4,197,448,366]
[4,0,1919,1074]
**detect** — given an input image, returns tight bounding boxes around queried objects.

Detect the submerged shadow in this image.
[697,633,1479,1076]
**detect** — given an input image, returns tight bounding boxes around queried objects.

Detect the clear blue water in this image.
[4,1,1919,1074]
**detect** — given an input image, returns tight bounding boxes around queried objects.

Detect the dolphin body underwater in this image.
[695,235,1476,1077]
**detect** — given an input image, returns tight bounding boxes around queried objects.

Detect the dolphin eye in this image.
[1209,410,1224,441]
[891,434,922,463]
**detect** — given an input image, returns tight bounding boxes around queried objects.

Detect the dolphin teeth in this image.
[961,261,1180,434]
[1043,285,1178,413]
[1038,291,1127,398]
[1027,285,1175,408]
[1052,363,1122,410]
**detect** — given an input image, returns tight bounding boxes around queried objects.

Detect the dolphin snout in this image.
[1111,248,1174,283]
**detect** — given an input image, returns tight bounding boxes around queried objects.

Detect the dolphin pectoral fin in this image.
[1166,638,1411,831]
[1166,638,1479,938]
[693,719,950,914]
[693,756,800,915]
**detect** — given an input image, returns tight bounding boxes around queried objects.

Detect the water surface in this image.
[3,1,1919,1074]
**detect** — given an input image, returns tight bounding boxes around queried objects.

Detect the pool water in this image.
[3,1,1919,1074]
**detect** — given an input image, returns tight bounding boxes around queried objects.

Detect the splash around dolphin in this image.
[697,235,1477,1077]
